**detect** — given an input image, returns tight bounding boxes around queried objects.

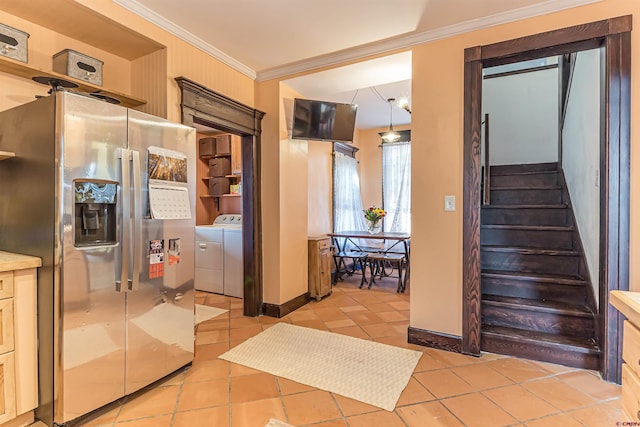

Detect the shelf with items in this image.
[197,133,244,221]
[0,55,146,108]
[0,151,16,161]
[0,0,168,112]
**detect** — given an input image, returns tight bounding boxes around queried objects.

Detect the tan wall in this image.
[77,0,255,121]
[256,80,282,303]
[410,0,639,336]
[277,83,309,304]
[256,82,311,304]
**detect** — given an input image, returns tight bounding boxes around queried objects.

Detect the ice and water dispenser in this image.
[74,180,117,246]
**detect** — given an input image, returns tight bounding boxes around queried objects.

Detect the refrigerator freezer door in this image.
[124,110,196,394]
[58,92,128,423]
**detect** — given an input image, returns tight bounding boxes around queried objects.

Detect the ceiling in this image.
[115,0,599,129]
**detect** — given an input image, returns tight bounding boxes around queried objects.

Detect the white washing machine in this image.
[213,215,243,298]
[194,226,223,293]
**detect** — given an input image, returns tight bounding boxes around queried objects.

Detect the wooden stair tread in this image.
[490,162,558,174]
[491,185,562,190]
[482,325,600,353]
[491,170,558,177]
[481,245,579,256]
[482,204,568,210]
[482,294,593,316]
[481,224,573,231]
[481,270,586,285]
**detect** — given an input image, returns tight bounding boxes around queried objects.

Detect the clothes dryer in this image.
[194,226,223,293]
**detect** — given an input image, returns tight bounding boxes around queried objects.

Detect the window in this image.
[333,151,367,234]
[382,140,411,233]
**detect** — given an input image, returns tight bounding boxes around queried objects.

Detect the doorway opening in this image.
[462,16,631,382]
[176,77,265,317]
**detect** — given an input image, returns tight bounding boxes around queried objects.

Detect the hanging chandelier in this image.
[380,98,401,143]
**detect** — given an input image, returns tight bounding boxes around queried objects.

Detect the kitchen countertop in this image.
[0,251,42,272]
[611,290,640,326]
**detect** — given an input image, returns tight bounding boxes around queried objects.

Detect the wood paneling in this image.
[262,293,309,318]
[601,29,631,383]
[408,327,463,353]
[462,51,482,357]
[131,49,167,117]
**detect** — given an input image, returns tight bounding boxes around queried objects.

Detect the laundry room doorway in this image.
[176,77,265,317]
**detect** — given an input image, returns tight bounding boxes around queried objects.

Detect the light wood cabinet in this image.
[308,236,333,301]
[0,252,40,427]
[0,352,17,424]
[620,318,640,421]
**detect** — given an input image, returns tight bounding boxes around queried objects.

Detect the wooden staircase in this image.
[480,162,600,370]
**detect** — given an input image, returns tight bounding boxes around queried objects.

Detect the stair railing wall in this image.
[483,113,490,205]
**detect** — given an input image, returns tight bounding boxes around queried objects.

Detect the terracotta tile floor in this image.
[72,276,623,427]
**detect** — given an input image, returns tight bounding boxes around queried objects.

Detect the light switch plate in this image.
[444,195,456,211]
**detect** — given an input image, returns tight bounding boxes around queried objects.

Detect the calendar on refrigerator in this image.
[148,146,192,220]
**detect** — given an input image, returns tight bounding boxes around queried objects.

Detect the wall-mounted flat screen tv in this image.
[291,98,357,143]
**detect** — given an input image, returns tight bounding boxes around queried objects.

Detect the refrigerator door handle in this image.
[119,148,132,292]
[129,150,142,291]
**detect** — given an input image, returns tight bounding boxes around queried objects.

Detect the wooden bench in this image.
[361,252,406,293]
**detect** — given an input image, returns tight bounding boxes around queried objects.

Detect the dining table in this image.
[327,230,410,292]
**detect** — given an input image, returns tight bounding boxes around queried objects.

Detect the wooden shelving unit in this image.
[0,151,16,161]
[0,55,146,108]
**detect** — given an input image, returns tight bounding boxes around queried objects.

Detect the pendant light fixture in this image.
[381,98,401,143]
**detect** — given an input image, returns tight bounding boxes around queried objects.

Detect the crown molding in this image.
[257,0,601,81]
[112,0,256,79]
[114,0,600,83]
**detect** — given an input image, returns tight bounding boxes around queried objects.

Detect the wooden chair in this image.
[332,249,367,285]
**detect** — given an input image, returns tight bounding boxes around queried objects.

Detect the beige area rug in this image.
[219,323,422,411]
[195,304,228,324]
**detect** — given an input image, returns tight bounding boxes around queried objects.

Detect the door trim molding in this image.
[462,15,631,381]
[176,77,265,317]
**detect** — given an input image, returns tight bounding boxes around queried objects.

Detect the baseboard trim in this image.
[408,327,464,354]
[262,292,309,318]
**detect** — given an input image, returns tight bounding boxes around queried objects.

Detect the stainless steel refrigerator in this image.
[0,91,196,426]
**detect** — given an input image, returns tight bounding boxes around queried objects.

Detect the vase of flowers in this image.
[364,206,385,234]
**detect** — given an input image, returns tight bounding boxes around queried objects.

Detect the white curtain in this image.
[382,142,411,233]
[333,152,367,233]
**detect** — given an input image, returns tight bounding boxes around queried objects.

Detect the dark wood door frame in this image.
[462,16,631,382]
[176,77,265,317]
